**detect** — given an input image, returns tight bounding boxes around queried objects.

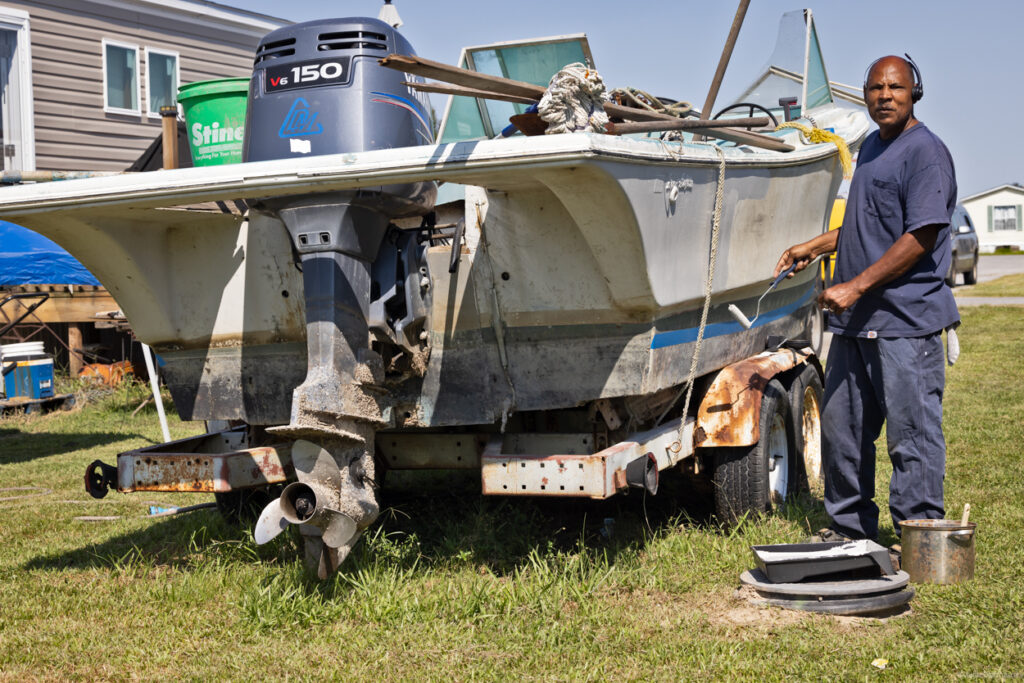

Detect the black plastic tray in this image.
[751,540,895,583]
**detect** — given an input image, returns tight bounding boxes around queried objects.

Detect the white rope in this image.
[680,146,727,424]
[538,63,610,134]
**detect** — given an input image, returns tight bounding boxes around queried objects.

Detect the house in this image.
[0,0,287,374]
[0,0,287,173]
[960,184,1024,253]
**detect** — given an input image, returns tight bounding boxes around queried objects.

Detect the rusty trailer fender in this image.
[694,346,812,449]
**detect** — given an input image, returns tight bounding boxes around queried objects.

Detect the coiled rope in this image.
[775,121,854,178]
[538,63,610,134]
[608,87,693,119]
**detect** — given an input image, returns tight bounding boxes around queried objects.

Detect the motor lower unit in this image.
[243,18,437,576]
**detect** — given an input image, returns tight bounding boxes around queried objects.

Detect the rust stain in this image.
[696,350,809,448]
[126,446,291,493]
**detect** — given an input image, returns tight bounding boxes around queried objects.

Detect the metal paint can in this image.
[899,519,976,584]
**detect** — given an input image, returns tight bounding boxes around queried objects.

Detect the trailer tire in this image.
[805,283,825,358]
[787,364,824,492]
[215,485,284,526]
[712,379,795,525]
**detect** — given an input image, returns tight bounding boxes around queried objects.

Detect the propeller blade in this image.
[321,510,358,548]
[254,497,289,545]
[291,440,342,492]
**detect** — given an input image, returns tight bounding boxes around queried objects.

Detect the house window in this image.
[993,205,1017,231]
[146,48,179,116]
[103,39,140,113]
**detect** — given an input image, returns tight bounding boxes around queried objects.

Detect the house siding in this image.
[961,185,1024,253]
[3,0,284,171]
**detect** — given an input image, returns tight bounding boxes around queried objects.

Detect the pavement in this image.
[972,254,1024,283]
[953,253,1024,307]
[955,297,1024,306]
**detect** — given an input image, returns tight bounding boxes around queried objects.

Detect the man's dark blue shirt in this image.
[830,123,959,338]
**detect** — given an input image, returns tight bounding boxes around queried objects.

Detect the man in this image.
[774,55,958,543]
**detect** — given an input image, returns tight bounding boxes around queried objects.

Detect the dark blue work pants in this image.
[821,333,946,540]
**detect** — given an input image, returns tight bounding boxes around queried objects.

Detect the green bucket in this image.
[178,77,250,166]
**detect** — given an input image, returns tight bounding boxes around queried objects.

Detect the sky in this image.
[232,0,1013,199]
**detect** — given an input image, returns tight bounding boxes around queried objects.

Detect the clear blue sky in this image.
[233,0,1010,199]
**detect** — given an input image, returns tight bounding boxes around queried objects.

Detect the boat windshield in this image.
[726,9,838,120]
[437,35,594,142]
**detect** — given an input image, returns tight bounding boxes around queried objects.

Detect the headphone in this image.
[863,53,923,103]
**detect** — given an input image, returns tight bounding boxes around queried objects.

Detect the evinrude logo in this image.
[279,98,323,138]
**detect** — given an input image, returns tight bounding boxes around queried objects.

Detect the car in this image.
[947,203,979,286]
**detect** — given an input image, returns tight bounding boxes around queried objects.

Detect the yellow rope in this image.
[775,121,853,178]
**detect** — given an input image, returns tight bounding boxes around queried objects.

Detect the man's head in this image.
[863,55,919,140]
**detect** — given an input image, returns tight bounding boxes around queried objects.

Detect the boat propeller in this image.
[254,439,358,548]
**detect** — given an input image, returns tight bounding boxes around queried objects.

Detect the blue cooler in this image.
[1,342,54,400]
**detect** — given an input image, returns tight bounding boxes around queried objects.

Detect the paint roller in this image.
[728,263,798,330]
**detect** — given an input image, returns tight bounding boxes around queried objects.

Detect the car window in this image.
[962,211,975,231]
[953,207,974,232]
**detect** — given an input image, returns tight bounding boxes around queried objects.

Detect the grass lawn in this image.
[956,272,1024,297]
[1,306,1022,680]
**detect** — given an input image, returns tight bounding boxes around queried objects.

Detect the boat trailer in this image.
[86,346,819,506]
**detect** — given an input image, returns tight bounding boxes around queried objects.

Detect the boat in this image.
[0,9,867,576]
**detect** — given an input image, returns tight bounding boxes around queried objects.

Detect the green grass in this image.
[2,309,1023,680]
[991,247,1023,255]
[956,272,1024,297]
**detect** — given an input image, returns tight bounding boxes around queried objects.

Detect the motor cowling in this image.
[245,17,434,163]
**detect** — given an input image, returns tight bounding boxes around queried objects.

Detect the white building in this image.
[960,184,1024,253]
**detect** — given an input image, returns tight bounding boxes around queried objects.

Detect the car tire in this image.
[712,379,796,524]
[945,254,957,287]
[963,254,978,285]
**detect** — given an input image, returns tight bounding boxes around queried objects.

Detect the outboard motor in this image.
[246,17,434,161]
[245,18,436,578]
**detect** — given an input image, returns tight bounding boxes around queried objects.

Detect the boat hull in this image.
[0,108,866,426]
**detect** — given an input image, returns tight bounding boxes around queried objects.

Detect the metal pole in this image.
[700,0,752,121]
[141,343,171,443]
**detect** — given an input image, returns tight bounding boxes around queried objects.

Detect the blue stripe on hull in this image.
[650,286,815,350]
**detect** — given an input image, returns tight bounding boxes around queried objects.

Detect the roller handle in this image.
[769,263,797,291]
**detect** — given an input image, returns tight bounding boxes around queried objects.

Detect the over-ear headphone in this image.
[863,53,923,103]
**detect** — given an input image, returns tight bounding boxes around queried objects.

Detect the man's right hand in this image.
[773,230,841,278]
[773,243,815,278]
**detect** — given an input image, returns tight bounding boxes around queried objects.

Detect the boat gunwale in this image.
[0,115,867,216]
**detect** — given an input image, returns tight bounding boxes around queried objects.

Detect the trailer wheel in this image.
[805,293,825,358]
[215,485,284,526]
[787,364,824,492]
[712,379,795,524]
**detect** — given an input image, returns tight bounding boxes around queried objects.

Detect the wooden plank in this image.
[403,81,537,105]
[2,293,119,324]
[68,324,84,376]
[389,55,793,152]
[606,117,770,133]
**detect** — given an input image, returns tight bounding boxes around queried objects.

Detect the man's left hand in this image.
[819,281,864,314]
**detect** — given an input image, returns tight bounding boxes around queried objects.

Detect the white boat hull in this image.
[0,106,867,426]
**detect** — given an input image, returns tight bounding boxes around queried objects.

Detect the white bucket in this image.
[0,341,45,360]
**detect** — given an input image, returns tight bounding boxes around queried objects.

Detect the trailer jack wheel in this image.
[84,460,118,499]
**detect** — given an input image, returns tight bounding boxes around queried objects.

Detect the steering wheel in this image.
[711,102,779,129]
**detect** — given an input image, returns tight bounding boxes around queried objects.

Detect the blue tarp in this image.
[0,220,101,286]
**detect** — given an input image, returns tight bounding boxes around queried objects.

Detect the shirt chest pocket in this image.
[866,178,901,219]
